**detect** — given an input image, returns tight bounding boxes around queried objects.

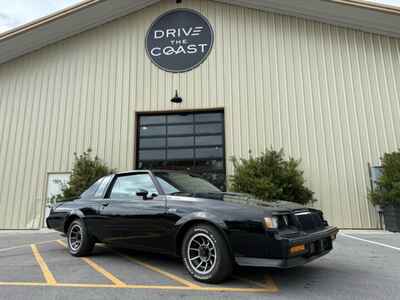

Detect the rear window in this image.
[80,175,112,199]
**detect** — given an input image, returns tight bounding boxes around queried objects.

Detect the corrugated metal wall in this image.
[0,0,399,229]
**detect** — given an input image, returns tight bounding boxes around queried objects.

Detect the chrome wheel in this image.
[69,224,82,251]
[187,232,217,275]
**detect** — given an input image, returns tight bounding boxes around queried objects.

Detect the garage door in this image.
[136,111,226,190]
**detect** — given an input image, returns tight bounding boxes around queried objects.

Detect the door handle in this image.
[101,202,110,207]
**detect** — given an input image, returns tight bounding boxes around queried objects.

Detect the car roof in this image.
[113,169,189,176]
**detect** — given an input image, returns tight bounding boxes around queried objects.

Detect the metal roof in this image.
[0,0,399,65]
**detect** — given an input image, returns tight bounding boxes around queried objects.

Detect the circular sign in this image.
[145,9,214,73]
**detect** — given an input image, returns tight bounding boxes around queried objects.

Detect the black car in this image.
[47,170,339,283]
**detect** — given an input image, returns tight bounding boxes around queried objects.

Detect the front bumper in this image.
[235,226,339,268]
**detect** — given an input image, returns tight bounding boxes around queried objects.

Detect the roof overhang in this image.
[219,0,400,38]
[0,0,158,65]
[0,0,399,65]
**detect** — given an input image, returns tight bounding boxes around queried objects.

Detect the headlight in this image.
[264,217,279,229]
[264,215,293,229]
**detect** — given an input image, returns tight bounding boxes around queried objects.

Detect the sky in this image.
[0,0,82,34]
[0,0,399,34]
[369,0,400,5]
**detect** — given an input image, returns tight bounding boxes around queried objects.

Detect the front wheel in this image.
[67,219,95,257]
[182,224,233,283]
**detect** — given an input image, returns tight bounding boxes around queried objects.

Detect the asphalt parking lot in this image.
[0,230,399,300]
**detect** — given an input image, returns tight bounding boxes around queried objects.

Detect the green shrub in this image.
[54,149,114,202]
[369,150,400,207]
[229,149,315,205]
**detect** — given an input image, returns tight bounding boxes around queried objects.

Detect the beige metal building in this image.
[0,0,399,229]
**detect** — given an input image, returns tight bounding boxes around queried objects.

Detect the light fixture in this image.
[171,90,183,103]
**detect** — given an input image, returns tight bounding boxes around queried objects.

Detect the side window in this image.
[109,174,158,200]
[81,177,104,199]
[94,175,113,198]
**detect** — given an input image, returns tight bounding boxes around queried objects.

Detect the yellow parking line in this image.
[0,239,61,253]
[56,240,127,287]
[0,282,49,287]
[104,246,201,289]
[48,241,277,293]
[0,281,275,292]
[56,283,189,289]
[234,274,279,292]
[265,274,279,292]
[31,244,57,285]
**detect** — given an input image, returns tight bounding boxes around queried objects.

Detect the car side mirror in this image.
[136,189,149,200]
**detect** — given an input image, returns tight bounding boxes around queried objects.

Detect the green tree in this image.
[55,149,113,202]
[229,149,315,205]
[369,150,400,207]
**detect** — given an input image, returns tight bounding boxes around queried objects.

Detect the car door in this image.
[96,172,171,252]
[82,175,114,238]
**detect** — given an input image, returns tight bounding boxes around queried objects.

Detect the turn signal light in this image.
[290,244,305,254]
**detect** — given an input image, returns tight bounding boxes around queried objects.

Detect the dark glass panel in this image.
[164,160,194,172]
[195,159,224,171]
[139,149,166,161]
[167,148,194,160]
[167,114,193,124]
[139,138,166,149]
[195,135,223,146]
[137,112,225,190]
[196,147,223,159]
[195,123,222,134]
[138,160,166,169]
[168,124,194,135]
[140,115,166,125]
[195,112,223,123]
[140,125,166,137]
[168,136,194,147]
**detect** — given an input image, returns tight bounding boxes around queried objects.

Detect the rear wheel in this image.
[182,224,233,283]
[67,219,95,257]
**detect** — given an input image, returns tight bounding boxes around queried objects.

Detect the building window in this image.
[136,111,226,190]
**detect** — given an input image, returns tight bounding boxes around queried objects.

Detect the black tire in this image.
[66,219,95,257]
[182,224,233,283]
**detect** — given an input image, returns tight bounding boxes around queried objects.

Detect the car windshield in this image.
[154,172,221,195]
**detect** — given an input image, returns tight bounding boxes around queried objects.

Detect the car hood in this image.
[205,192,305,209]
[167,192,309,220]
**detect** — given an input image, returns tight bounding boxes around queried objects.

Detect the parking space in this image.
[0,230,399,300]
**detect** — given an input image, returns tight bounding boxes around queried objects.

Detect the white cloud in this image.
[368,0,400,6]
[0,0,82,34]
[0,13,19,33]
